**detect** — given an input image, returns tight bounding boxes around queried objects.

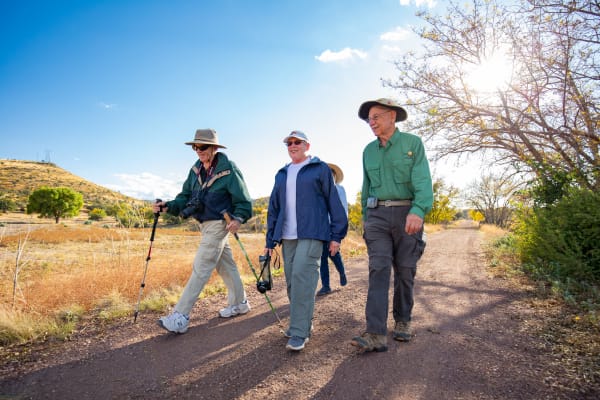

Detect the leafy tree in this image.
[425,179,458,224]
[26,187,83,223]
[385,0,599,191]
[348,192,363,234]
[469,209,485,223]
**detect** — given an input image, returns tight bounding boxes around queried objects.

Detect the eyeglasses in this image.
[192,144,211,151]
[365,110,392,124]
[286,140,305,147]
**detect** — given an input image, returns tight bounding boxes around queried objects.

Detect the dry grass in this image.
[479,224,600,394]
[0,219,367,343]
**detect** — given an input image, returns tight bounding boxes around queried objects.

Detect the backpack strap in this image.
[202,169,231,189]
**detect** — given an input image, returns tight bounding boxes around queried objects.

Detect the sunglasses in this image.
[192,144,211,151]
[286,140,305,147]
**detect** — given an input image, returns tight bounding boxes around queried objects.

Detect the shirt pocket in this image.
[365,165,382,188]
[392,157,413,184]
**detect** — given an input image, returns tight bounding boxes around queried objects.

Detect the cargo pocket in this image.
[413,236,426,260]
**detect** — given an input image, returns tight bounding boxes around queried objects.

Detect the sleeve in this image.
[324,164,348,243]
[409,138,434,219]
[361,149,370,220]
[227,162,253,223]
[336,184,348,216]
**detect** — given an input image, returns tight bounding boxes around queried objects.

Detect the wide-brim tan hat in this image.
[185,128,227,149]
[327,163,344,184]
[358,98,408,122]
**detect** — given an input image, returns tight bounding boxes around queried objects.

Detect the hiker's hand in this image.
[405,213,423,235]
[153,201,167,213]
[329,241,341,256]
[226,219,241,234]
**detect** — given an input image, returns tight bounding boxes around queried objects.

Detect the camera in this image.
[256,254,272,293]
[179,191,204,219]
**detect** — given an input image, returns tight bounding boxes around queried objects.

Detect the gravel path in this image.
[0,226,580,399]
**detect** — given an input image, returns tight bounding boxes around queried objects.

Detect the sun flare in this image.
[465,51,514,93]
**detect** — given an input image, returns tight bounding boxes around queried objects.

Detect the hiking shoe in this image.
[393,321,412,342]
[316,287,331,296]
[219,300,251,318]
[340,273,347,286]
[283,323,314,338]
[286,336,309,351]
[158,311,189,334]
[351,332,388,352]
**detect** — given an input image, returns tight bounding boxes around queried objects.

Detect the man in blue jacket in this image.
[264,130,348,351]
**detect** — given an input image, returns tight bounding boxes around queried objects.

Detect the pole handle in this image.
[221,210,239,239]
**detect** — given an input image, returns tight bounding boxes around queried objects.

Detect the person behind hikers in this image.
[316,163,348,296]
[263,130,348,351]
[154,128,253,334]
[351,98,433,352]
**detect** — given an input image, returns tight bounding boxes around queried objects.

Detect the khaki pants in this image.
[174,220,246,315]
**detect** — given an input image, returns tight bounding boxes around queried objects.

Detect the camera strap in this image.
[259,253,271,279]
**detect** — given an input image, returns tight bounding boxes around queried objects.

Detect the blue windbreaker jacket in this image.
[265,156,348,248]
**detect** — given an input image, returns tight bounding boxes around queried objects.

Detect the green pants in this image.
[282,238,323,339]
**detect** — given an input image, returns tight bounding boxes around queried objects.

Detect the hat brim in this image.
[358,101,407,122]
[184,141,227,149]
[327,163,344,184]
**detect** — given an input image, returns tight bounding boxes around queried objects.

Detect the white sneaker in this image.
[158,311,189,333]
[219,300,251,318]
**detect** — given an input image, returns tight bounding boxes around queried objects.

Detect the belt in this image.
[378,200,412,207]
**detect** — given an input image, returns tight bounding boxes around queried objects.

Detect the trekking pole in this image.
[133,199,162,323]
[222,211,283,327]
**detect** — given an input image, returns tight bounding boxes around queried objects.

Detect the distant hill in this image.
[0,159,143,210]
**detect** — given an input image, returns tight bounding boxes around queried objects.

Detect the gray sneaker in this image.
[158,311,189,334]
[286,336,309,351]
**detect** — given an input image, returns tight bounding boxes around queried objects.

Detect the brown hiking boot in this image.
[393,321,412,342]
[351,332,388,352]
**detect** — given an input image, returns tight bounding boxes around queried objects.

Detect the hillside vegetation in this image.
[0,159,142,210]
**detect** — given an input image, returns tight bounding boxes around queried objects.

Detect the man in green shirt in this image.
[351,98,433,352]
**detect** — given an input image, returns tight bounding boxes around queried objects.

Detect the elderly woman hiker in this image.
[154,128,253,334]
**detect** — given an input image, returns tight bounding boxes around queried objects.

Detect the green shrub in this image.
[88,208,107,221]
[515,189,600,284]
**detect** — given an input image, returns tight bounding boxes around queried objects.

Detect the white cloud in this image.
[399,0,437,8]
[380,27,412,42]
[104,172,182,201]
[315,47,368,63]
[98,102,117,109]
[381,45,405,54]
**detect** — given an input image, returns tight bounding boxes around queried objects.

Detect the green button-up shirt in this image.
[361,128,433,220]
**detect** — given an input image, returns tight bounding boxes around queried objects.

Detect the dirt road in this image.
[0,226,582,399]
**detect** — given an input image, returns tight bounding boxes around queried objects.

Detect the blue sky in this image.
[1,0,477,203]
